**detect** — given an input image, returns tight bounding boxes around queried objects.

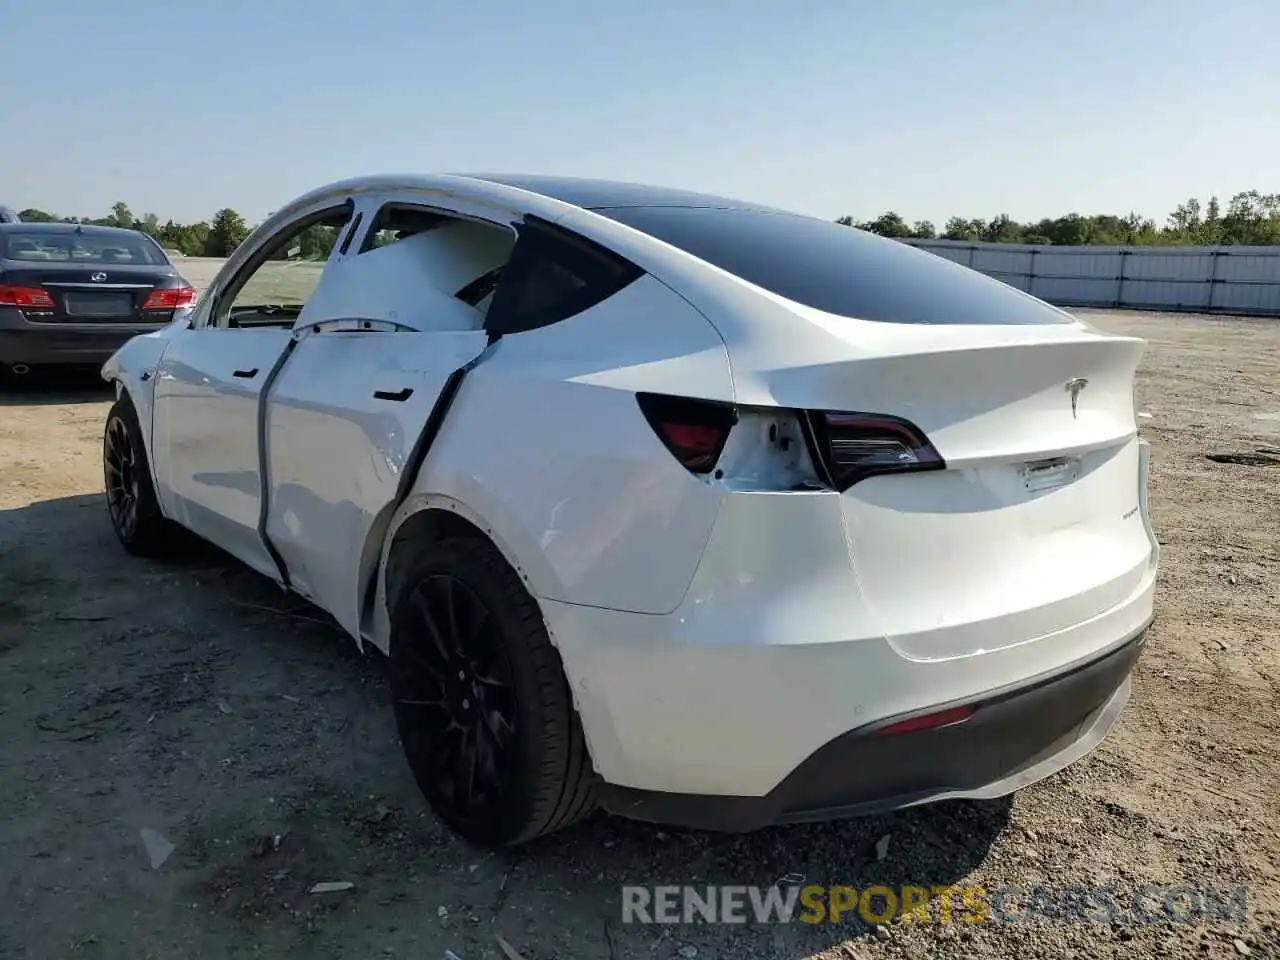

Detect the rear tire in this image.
[103,394,171,557]
[389,536,598,847]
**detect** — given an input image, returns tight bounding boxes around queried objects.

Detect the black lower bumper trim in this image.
[598,624,1150,832]
[0,325,157,366]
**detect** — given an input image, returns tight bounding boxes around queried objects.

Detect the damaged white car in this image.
[100,174,1159,847]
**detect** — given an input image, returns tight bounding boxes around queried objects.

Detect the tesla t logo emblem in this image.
[91,272,107,282]
[1065,378,1089,418]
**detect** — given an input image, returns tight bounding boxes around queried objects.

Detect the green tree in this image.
[910,220,937,240]
[110,201,134,230]
[204,209,250,257]
[1220,191,1280,245]
[298,224,340,259]
[941,217,982,241]
[981,214,1023,244]
[177,222,210,256]
[858,211,913,238]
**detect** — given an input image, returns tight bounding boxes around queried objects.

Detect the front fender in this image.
[100,323,183,470]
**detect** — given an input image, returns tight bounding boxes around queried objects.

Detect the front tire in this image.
[103,394,170,556]
[389,536,598,847]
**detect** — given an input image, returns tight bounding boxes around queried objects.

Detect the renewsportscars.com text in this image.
[621,884,1249,926]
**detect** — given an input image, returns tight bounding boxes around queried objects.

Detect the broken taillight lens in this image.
[803,410,944,491]
[636,392,737,474]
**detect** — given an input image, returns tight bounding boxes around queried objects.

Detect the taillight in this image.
[143,286,196,310]
[636,392,737,474]
[0,284,54,309]
[874,704,974,736]
[802,410,944,491]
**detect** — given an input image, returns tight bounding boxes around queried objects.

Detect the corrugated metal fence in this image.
[901,239,1280,316]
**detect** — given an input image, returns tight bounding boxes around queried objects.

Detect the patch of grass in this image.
[232,261,325,306]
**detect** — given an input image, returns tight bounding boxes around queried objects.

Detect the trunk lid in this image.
[0,261,188,324]
[728,310,1157,662]
[797,330,1145,466]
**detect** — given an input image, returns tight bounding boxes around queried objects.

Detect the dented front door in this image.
[262,328,489,637]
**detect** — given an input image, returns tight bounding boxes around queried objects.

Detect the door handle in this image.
[232,367,259,379]
[373,387,414,402]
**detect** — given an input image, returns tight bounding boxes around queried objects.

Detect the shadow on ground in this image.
[0,492,1011,959]
[0,365,113,405]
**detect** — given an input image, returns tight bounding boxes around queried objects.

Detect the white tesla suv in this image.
[100,174,1159,847]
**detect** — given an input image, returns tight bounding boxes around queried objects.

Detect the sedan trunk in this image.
[0,262,190,324]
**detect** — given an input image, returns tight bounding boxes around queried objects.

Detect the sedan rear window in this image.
[1,231,168,265]
[591,206,1071,325]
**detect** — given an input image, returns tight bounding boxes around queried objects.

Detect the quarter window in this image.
[484,217,642,337]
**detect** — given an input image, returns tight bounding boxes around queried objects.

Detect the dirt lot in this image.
[1,309,1278,960]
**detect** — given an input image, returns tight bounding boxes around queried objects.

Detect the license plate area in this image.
[63,291,134,318]
[1021,456,1080,492]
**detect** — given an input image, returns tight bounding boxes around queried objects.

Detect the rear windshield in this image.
[1,231,168,265]
[592,206,1071,325]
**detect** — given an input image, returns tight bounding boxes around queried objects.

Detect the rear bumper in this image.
[538,432,1159,809]
[0,308,158,366]
[596,622,1148,831]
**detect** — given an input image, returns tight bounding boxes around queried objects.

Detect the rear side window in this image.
[485,216,643,337]
[592,206,1072,326]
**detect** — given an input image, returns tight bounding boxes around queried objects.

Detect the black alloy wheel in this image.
[104,413,140,542]
[395,572,519,827]
[102,395,169,556]
[389,537,598,847]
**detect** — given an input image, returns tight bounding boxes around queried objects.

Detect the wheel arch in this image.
[100,328,175,478]
[359,492,565,655]
[102,376,164,521]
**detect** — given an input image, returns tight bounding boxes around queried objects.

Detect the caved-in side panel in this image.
[264,329,490,637]
[408,275,735,614]
[298,220,514,332]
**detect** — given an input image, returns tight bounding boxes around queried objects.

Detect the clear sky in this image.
[4,0,1276,227]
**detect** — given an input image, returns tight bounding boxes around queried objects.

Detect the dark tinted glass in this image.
[485,217,642,337]
[592,206,1071,325]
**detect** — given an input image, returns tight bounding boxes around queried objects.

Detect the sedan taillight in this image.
[143,286,196,310]
[0,284,54,309]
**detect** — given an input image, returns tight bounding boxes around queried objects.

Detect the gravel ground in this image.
[1,309,1277,959]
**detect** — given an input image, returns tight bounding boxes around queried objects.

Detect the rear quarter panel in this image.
[379,274,734,637]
